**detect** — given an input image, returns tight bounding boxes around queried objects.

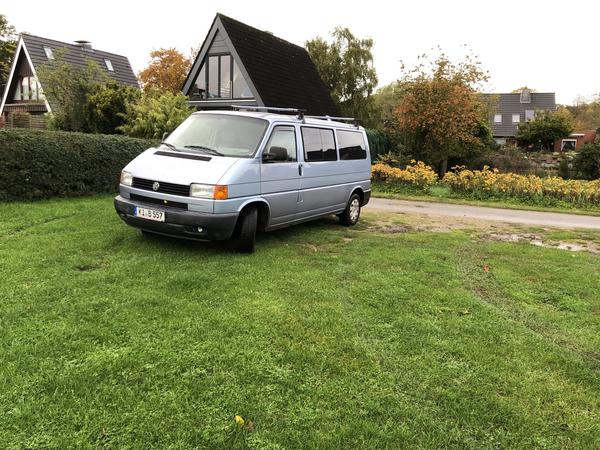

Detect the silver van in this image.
[114,107,371,252]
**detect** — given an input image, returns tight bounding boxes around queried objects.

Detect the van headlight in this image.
[120,170,133,186]
[190,183,228,200]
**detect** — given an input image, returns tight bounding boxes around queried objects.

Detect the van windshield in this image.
[165,114,268,158]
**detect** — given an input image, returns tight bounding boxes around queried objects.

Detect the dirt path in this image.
[367,198,600,229]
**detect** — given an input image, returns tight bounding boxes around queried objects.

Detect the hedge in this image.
[365,128,391,161]
[0,128,157,201]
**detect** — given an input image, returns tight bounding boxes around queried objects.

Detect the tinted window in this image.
[265,126,297,162]
[337,130,367,160]
[301,127,337,162]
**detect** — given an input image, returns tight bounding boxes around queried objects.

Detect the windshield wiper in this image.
[184,145,224,156]
[160,141,180,152]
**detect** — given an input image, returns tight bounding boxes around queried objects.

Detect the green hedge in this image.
[365,128,391,161]
[0,129,157,201]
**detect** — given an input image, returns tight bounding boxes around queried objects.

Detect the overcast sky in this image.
[4,0,598,104]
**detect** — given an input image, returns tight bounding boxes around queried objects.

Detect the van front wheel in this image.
[234,206,257,253]
[339,193,361,226]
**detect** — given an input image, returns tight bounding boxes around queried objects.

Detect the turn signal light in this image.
[213,185,228,200]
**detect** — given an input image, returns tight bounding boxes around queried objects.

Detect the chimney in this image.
[74,40,93,51]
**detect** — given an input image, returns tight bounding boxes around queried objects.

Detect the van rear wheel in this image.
[339,193,361,226]
[234,206,258,253]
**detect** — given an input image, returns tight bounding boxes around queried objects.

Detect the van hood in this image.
[124,148,240,185]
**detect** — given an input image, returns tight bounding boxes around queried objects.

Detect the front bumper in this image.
[114,195,239,241]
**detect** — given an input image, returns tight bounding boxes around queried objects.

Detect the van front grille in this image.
[130,193,187,210]
[132,177,190,197]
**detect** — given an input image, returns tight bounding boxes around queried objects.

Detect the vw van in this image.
[114,107,371,253]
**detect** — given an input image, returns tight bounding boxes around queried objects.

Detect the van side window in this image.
[337,130,368,160]
[301,127,337,162]
[264,125,297,162]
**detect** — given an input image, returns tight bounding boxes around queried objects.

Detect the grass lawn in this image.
[1,195,599,448]
[373,183,600,216]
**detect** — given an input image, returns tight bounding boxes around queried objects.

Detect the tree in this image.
[394,51,492,175]
[85,82,141,134]
[119,92,192,139]
[0,15,18,95]
[511,86,536,93]
[565,94,600,130]
[37,50,109,132]
[306,28,378,124]
[516,108,573,151]
[573,141,600,180]
[138,48,191,94]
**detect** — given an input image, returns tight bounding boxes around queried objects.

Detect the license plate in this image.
[134,207,165,222]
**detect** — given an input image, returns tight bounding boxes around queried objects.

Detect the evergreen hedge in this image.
[0,129,156,201]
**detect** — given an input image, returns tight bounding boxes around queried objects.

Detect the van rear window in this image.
[337,130,367,160]
[301,127,337,162]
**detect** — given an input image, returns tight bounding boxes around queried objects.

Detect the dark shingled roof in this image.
[483,92,556,137]
[22,34,138,89]
[216,14,339,116]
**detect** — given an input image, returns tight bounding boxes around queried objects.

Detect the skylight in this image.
[43,46,54,60]
[104,59,114,71]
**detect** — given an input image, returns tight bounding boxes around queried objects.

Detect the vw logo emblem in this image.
[152,181,160,191]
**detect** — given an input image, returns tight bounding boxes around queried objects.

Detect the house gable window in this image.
[520,89,531,103]
[512,114,520,123]
[104,59,114,71]
[494,114,502,123]
[43,46,54,60]
[192,54,252,100]
[13,76,41,101]
[525,109,535,122]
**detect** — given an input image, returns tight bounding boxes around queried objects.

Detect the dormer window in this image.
[520,89,531,103]
[43,46,54,60]
[104,59,114,71]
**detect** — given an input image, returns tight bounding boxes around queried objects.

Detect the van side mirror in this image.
[162,131,169,141]
[262,146,288,162]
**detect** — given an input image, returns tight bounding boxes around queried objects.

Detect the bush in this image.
[119,91,193,139]
[573,142,600,180]
[365,128,391,160]
[443,165,600,206]
[372,161,438,189]
[0,129,156,201]
[487,146,534,174]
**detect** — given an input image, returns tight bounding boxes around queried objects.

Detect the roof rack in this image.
[231,105,306,115]
[304,115,360,128]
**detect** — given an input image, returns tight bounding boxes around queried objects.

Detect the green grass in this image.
[373,183,600,216]
[1,195,599,448]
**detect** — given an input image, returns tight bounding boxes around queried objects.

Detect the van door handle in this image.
[298,163,303,176]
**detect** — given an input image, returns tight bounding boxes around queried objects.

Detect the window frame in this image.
[336,129,368,160]
[561,139,577,151]
[525,109,535,122]
[493,114,502,124]
[512,113,521,123]
[194,53,253,100]
[262,125,298,163]
[301,126,338,162]
[43,46,54,60]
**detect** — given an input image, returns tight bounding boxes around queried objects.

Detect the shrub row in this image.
[373,161,600,206]
[0,129,156,201]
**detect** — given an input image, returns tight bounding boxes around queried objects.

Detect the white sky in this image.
[4,0,598,104]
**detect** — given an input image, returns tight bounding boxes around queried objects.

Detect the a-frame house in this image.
[0,34,138,124]
[182,14,338,116]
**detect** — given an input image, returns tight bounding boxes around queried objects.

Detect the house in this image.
[483,90,556,145]
[0,34,138,127]
[554,130,597,151]
[182,13,338,116]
